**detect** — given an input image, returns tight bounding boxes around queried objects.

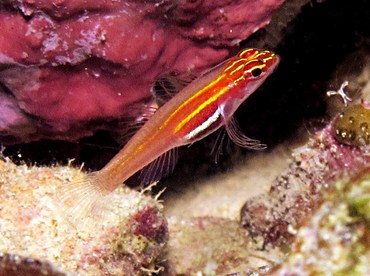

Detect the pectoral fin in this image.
[225,116,266,150]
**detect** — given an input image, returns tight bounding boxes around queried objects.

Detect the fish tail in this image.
[56,171,110,227]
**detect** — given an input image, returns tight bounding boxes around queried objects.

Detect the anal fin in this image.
[135,148,179,186]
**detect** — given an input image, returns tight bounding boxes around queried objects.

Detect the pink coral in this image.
[0,0,284,142]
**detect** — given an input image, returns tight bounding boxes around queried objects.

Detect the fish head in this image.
[238,48,279,80]
[223,48,279,90]
[218,49,280,119]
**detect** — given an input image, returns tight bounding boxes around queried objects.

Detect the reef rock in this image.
[0,158,168,275]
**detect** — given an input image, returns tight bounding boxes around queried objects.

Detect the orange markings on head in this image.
[223,49,278,84]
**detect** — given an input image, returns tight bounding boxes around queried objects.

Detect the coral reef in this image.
[162,52,370,272]
[270,171,370,275]
[0,0,284,143]
[241,122,370,247]
[163,108,370,274]
[0,0,369,275]
[240,59,370,249]
[4,112,370,275]
[0,158,167,275]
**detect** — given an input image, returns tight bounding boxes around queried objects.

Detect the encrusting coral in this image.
[241,122,370,248]
[270,171,370,275]
[0,0,284,143]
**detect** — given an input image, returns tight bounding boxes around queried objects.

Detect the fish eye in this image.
[251,68,262,78]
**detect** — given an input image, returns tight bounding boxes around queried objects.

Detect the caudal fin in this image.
[56,171,110,228]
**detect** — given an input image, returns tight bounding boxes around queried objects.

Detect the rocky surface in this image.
[0,158,167,275]
[270,170,370,275]
[163,118,370,274]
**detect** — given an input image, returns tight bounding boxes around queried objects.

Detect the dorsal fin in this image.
[225,116,266,150]
[115,73,196,145]
[113,102,159,146]
[136,148,179,186]
[152,72,196,107]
